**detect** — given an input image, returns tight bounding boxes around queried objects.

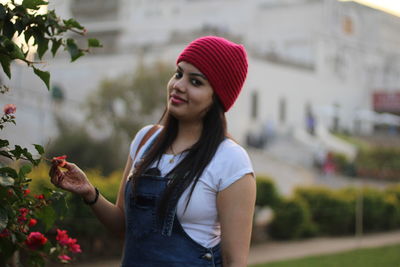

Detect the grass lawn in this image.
[251,243,400,267]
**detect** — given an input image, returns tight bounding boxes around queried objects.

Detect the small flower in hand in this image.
[53,155,67,167]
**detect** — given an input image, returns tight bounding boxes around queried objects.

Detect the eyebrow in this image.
[177,66,208,80]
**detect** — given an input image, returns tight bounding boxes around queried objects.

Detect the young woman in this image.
[50,36,256,267]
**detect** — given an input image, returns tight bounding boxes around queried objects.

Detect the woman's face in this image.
[167,61,214,122]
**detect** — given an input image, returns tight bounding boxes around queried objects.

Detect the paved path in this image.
[73,230,400,266]
[249,230,400,265]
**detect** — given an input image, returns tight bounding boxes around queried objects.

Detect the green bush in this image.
[269,197,317,239]
[382,194,400,230]
[28,163,122,237]
[355,148,400,180]
[361,188,388,232]
[295,187,354,235]
[332,153,357,177]
[385,184,400,202]
[256,175,281,208]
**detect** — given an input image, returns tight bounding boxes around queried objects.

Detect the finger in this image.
[49,165,58,185]
[56,171,64,188]
[61,161,75,171]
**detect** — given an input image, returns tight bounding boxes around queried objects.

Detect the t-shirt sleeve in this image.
[209,140,254,192]
[129,125,154,162]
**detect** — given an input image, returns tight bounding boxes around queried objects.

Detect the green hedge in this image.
[268,197,317,239]
[270,185,400,239]
[256,175,281,208]
[294,187,355,235]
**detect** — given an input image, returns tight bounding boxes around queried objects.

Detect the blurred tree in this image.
[47,61,172,175]
[85,61,171,142]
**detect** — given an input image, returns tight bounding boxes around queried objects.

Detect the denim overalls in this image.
[121,163,222,266]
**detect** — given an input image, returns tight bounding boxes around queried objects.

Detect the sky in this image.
[340,0,400,17]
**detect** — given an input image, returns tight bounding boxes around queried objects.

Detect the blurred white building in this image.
[2,0,400,148]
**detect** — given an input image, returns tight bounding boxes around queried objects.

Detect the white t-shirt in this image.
[129,125,254,248]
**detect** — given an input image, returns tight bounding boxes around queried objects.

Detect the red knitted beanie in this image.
[176,36,248,112]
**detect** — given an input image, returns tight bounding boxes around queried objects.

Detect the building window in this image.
[342,16,353,35]
[251,91,258,119]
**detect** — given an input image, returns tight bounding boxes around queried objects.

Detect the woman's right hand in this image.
[49,160,95,200]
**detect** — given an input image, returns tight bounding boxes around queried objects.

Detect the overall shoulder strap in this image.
[133,124,162,161]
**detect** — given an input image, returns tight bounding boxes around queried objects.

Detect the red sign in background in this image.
[373,92,400,113]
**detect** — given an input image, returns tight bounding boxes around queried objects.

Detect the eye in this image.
[191,78,203,87]
[174,71,183,79]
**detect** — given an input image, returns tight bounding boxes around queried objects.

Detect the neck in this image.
[172,120,203,153]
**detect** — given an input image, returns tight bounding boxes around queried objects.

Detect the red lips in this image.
[170,94,187,105]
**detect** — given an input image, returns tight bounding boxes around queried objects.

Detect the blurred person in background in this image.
[49,36,256,267]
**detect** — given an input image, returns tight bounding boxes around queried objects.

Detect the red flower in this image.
[18,208,29,223]
[53,155,67,167]
[25,232,47,250]
[35,194,45,200]
[58,254,72,262]
[23,189,30,196]
[3,104,16,115]
[56,229,70,246]
[28,218,37,227]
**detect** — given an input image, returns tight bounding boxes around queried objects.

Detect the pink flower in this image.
[25,232,47,250]
[68,238,82,253]
[56,229,70,246]
[28,218,37,227]
[58,254,72,262]
[3,104,16,115]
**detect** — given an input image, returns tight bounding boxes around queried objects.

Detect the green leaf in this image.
[0,207,8,231]
[14,20,26,36]
[33,67,50,90]
[66,38,84,62]
[19,164,32,178]
[0,150,13,160]
[51,39,62,57]
[88,38,102,48]
[36,36,49,59]
[24,28,33,44]
[0,176,14,186]
[0,167,18,178]
[0,139,9,147]
[0,54,11,78]
[63,18,84,30]
[33,144,44,155]
[3,20,15,39]
[22,0,48,10]
[35,205,56,231]
[0,4,6,20]
[9,43,25,60]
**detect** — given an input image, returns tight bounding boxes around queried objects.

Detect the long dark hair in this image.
[131,95,227,219]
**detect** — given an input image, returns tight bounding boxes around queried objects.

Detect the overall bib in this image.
[121,169,222,267]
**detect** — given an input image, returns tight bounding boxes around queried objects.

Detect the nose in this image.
[172,77,186,93]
